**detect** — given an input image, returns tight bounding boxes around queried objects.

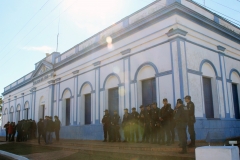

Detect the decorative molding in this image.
[216,76,222,80]
[130,80,137,84]
[217,45,226,52]
[21,93,24,96]
[33,72,54,85]
[48,80,55,84]
[55,78,61,82]
[166,28,188,37]
[30,87,37,92]
[91,90,96,94]
[187,69,203,75]
[121,49,131,55]
[93,61,101,66]
[8,99,10,101]
[72,70,79,74]
[70,96,74,99]
[14,96,17,99]
[226,79,232,83]
[100,88,105,92]
[155,70,172,77]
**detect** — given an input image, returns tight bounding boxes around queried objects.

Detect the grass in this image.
[0,143,61,155]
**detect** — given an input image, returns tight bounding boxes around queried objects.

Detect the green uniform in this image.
[131,111,139,142]
[159,104,171,145]
[111,114,121,141]
[122,113,131,142]
[187,101,195,145]
[174,104,188,152]
[151,107,160,143]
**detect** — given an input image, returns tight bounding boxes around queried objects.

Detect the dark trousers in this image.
[139,123,145,142]
[38,132,43,144]
[103,125,110,140]
[55,130,60,141]
[131,124,139,142]
[110,125,120,141]
[188,121,195,144]
[5,131,8,141]
[151,126,160,143]
[177,124,187,151]
[11,132,16,141]
[8,134,12,141]
[17,131,21,142]
[161,121,171,144]
[169,121,176,142]
[144,123,151,142]
[123,124,130,142]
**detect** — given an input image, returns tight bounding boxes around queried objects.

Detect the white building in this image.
[1,0,240,140]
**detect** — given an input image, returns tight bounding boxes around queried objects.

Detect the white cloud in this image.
[22,46,54,53]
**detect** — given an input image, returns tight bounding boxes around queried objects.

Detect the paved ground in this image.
[24,150,77,160]
[0,137,215,160]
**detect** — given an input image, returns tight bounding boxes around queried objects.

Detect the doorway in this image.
[66,98,70,126]
[232,83,240,119]
[142,78,156,107]
[85,94,91,125]
[108,87,119,116]
[202,77,214,118]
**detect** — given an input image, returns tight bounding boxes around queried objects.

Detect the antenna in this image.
[56,17,60,52]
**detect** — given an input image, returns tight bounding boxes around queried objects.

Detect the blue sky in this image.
[0,0,239,96]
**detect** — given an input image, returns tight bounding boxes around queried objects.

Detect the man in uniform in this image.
[185,95,196,147]
[131,107,139,142]
[102,109,111,142]
[37,118,44,144]
[122,108,131,142]
[4,121,10,141]
[111,110,121,142]
[151,102,160,144]
[139,105,146,143]
[144,105,152,143]
[159,98,171,146]
[174,99,188,154]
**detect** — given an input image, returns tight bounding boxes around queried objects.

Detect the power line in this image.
[0,0,65,61]
[0,0,168,69]
[0,0,50,56]
[0,0,79,69]
[209,0,240,14]
[194,1,240,26]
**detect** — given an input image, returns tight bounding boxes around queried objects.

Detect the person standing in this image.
[144,105,152,143]
[159,98,171,146]
[174,99,188,154]
[4,121,10,141]
[122,108,131,142]
[139,105,146,143]
[151,102,160,144]
[110,110,121,142]
[8,122,13,142]
[54,116,61,142]
[185,95,196,147]
[37,118,44,144]
[11,122,16,141]
[43,116,48,143]
[131,107,139,142]
[16,121,22,142]
[102,110,111,142]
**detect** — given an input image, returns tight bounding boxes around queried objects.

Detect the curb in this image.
[0,150,29,160]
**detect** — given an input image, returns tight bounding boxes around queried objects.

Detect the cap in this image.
[146,104,151,107]
[132,107,136,110]
[124,108,128,110]
[184,95,191,100]
[54,115,58,118]
[177,99,183,104]
[139,105,144,108]
[104,109,109,112]
[152,102,157,105]
[163,98,168,102]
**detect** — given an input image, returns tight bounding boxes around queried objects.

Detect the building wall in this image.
[1,1,240,140]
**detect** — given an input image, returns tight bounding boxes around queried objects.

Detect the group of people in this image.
[3,115,61,145]
[101,95,195,154]
[4,119,37,142]
[37,115,61,145]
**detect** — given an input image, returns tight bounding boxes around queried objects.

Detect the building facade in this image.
[1,0,240,140]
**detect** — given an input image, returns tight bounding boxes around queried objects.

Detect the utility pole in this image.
[56,18,60,52]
